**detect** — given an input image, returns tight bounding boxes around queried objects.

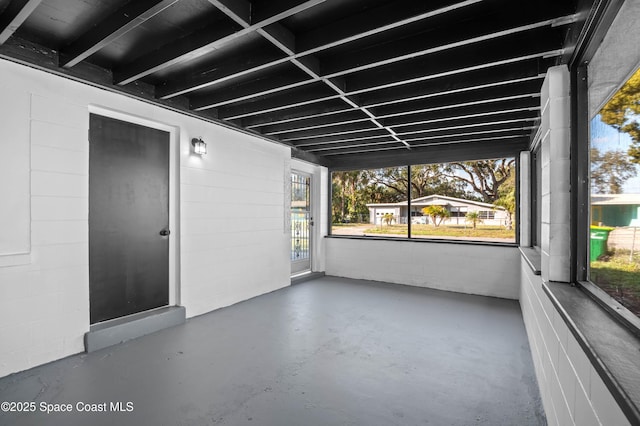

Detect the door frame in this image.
[88,105,180,308]
[291,169,313,275]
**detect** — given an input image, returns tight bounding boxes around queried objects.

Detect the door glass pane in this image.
[291,173,311,264]
[589,66,640,317]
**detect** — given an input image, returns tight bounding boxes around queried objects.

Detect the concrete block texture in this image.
[520,263,632,426]
[0,58,293,377]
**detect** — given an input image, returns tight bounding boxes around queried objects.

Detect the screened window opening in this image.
[331,167,408,238]
[331,158,516,243]
[589,66,640,318]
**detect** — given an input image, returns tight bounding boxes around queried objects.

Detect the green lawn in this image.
[363,224,515,240]
[591,251,640,315]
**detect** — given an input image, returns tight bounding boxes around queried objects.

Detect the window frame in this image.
[328,158,520,246]
[574,62,640,335]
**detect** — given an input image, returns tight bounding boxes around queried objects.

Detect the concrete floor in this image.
[0,277,545,426]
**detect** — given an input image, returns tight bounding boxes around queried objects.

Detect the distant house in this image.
[591,194,640,227]
[366,195,509,226]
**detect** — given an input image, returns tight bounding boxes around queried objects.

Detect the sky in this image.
[590,114,640,193]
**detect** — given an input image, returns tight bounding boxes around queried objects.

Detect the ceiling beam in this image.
[193,27,563,111]
[273,99,539,143]
[372,79,542,117]
[359,58,552,107]
[303,125,536,153]
[345,29,564,94]
[398,120,537,140]
[230,60,549,125]
[320,14,576,79]
[114,0,324,85]
[404,127,535,144]
[156,0,482,99]
[59,0,180,68]
[206,0,251,25]
[257,79,542,135]
[280,107,538,144]
[0,0,42,45]
[281,127,389,143]
[113,20,242,86]
[310,141,402,154]
[261,110,372,135]
[390,108,539,135]
[219,86,344,120]
[393,113,538,137]
[203,4,408,149]
[276,120,381,141]
[326,138,529,171]
[156,46,290,99]
[318,133,529,155]
[290,113,538,148]
[294,134,398,148]
[191,69,314,110]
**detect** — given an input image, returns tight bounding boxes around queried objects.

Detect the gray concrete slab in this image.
[0,277,545,426]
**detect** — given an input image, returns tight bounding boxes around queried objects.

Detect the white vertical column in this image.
[540,65,571,283]
[519,151,531,247]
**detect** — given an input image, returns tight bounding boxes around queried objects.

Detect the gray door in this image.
[89,114,170,324]
[291,172,312,274]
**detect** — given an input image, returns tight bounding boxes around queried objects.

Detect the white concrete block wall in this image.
[0,58,291,377]
[326,238,521,300]
[520,264,630,426]
[180,124,291,316]
[521,64,631,426]
[540,66,571,283]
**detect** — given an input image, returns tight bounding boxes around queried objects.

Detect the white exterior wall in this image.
[370,207,400,225]
[326,238,521,300]
[0,59,291,377]
[540,66,571,283]
[521,66,630,425]
[521,264,630,426]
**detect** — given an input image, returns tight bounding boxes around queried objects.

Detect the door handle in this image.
[159,229,170,236]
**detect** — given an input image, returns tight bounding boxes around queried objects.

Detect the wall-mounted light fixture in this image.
[191,137,207,155]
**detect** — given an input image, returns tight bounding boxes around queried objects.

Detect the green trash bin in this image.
[590,226,613,262]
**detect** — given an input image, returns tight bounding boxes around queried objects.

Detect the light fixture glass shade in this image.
[191,138,207,155]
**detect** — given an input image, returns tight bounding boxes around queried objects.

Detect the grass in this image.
[591,250,640,314]
[363,224,515,240]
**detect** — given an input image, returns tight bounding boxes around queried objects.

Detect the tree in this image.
[590,148,638,194]
[494,173,516,230]
[465,211,483,229]
[422,205,450,227]
[443,159,515,203]
[410,165,471,199]
[332,170,369,223]
[362,165,472,202]
[599,68,640,163]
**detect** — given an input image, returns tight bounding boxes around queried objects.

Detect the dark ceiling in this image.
[0,0,596,169]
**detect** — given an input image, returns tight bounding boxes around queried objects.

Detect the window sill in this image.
[544,281,640,424]
[519,246,541,275]
[326,234,517,248]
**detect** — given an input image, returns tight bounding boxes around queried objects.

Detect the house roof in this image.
[591,194,640,206]
[367,194,502,209]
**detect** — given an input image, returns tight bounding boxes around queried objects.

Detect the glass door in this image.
[291,172,312,275]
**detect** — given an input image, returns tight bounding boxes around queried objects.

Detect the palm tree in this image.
[465,211,483,229]
[422,205,450,227]
[382,213,395,226]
